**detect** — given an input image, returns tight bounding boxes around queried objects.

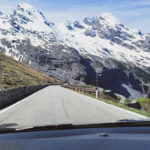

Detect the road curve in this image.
[0,86,148,128]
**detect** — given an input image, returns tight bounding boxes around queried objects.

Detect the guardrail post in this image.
[96,88,99,98]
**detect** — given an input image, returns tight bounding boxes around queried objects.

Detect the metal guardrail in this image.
[62,85,97,95]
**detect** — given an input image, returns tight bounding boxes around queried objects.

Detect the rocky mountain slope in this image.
[0,3,150,99]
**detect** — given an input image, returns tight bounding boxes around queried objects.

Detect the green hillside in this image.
[0,52,60,89]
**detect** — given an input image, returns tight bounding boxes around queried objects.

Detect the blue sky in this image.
[0,0,150,33]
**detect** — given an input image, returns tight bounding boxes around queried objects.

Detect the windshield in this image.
[0,0,150,130]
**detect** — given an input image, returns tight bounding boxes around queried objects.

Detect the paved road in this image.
[0,86,148,128]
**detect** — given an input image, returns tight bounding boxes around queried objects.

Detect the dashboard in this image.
[0,126,150,150]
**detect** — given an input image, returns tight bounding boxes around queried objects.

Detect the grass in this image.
[0,52,60,90]
[69,87,150,118]
[124,98,132,104]
[99,91,120,102]
[136,98,150,113]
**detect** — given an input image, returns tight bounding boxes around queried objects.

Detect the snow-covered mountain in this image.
[56,13,150,68]
[0,3,150,99]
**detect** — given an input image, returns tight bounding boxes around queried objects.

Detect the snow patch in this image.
[98,12,120,28]
[122,84,143,100]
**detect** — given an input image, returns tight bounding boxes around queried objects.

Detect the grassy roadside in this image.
[0,52,60,90]
[137,98,150,113]
[71,89,150,118]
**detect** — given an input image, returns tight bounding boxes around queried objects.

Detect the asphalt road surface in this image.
[0,86,148,128]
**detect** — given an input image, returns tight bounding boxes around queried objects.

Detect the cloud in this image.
[0,0,149,33]
[0,4,15,13]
